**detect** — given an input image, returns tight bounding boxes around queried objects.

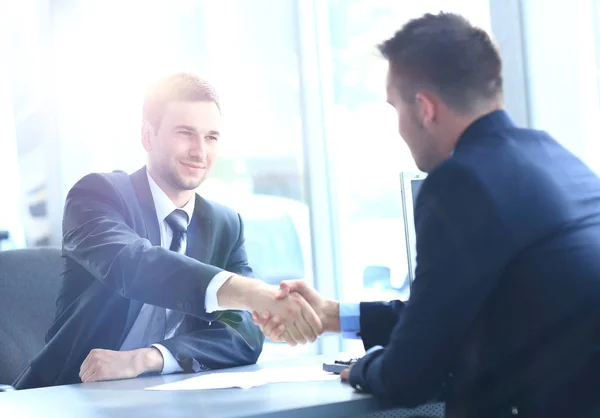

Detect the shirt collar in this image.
[146,170,195,225]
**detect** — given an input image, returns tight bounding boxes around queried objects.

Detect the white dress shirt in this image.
[119,171,232,374]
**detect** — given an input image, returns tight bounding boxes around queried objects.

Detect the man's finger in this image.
[269,323,286,341]
[281,330,297,347]
[340,365,353,382]
[80,367,96,383]
[252,311,269,326]
[80,352,95,380]
[87,371,102,383]
[262,313,281,336]
[80,352,93,374]
[296,310,318,343]
[287,322,307,345]
[79,365,87,380]
[301,303,323,337]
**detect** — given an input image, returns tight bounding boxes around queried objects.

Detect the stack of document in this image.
[146,366,338,391]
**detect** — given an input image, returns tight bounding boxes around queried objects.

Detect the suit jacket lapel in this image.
[130,167,161,246]
[122,167,160,335]
[186,194,212,263]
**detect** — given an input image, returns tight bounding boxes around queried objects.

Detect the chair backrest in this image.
[0,247,63,384]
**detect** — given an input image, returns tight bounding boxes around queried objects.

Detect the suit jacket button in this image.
[511,406,519,415]
[355,384,363,391]
[177,301,184,309]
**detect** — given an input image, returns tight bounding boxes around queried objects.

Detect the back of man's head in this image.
[379,12,502,114]
[142,72,220,130]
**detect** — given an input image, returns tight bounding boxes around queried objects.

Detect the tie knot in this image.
[165,209,188,234]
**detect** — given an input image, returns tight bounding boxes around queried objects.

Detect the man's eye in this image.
[206,136,218,141]
[178,131,192,136]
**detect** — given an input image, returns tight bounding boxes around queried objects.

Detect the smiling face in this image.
[143,100,221,201]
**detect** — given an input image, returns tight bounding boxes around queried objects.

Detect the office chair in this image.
[0,230,9,252]
[0,247,63,387]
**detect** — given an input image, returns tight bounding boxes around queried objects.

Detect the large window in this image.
[326,1,491,299]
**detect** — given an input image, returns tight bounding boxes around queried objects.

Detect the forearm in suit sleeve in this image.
[359,301,406,350]
[154,213,264,371]
[62,173,223,322]
[157,310,263,372]
[349,162,514,407]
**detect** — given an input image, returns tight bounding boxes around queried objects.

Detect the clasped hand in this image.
[247,282,324,346]
[252,280,337,346]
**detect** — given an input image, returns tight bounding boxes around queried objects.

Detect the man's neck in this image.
[146,169,194,209]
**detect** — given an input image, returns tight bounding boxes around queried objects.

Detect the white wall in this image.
[522,0,600,173]
[489,0,531,128]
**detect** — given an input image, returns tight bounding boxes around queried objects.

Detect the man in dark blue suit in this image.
[14,73,321,389]
[255,13,600,418]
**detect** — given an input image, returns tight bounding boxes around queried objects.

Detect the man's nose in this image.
[189,136,207,159]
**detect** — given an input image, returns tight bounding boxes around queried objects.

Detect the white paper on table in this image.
[146,366,338,391]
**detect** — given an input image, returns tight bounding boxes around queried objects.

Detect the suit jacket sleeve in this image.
[359,301,406,350]
[350,161,514,407]
[62,173,224,322]
[157,214,264,371]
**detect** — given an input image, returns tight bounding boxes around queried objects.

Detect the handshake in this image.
[217,276,340,346]
[251,280,341,346]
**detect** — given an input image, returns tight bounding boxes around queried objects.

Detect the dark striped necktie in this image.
[165,209,188,254]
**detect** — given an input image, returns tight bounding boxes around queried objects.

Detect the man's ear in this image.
[415,91,437,127]
[141,121,154,151]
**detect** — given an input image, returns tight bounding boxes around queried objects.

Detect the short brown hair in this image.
[379,12,502,114]
[142,73,220,128]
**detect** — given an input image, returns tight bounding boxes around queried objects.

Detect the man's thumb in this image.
[275,281,295,300]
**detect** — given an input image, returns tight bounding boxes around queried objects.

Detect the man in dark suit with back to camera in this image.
[14,73,322,389]
[255,13,600,418]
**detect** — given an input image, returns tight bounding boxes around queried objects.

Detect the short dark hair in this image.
[379,12,502,113]
[142,72,220,128]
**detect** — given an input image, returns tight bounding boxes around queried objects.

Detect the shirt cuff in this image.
[365,345,384,355]
[205,271,235,313]
[339,302,361,339]
[151,344,183,375]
